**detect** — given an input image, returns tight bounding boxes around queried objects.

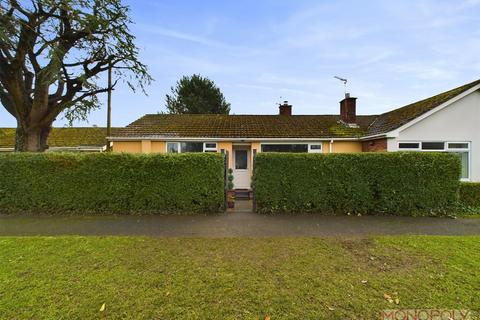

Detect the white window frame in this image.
[397,141,471,181]
[203,142,217,152]
[166,141,180,153]
[166,142,218,153]
[421,141,445,151]
[447,142,469,151]
[308,143,323,153]
[259,142,308,153]
[447,141,471,182]
[398,142,420,150]
[259,142,323,153]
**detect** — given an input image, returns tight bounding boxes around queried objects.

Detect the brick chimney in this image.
[340,93,357,123]
[279,101,292,115]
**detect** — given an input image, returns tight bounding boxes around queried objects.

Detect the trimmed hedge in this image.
[253,152,461,216]
[0,152,224,214]
[459,182,480,213]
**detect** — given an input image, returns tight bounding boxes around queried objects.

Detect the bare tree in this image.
[0,0,151,151]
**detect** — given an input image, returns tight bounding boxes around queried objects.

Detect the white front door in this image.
[233,148,250,189]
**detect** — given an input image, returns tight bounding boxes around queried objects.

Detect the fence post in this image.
[252,149,257,212]
[222,150,229,211]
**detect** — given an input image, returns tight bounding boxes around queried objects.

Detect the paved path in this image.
[1,208,479,237]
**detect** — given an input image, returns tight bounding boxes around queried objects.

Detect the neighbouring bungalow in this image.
[0,127,120,152]
[109,79,480,187]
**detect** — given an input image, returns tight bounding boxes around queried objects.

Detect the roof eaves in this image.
[107,136,363,141]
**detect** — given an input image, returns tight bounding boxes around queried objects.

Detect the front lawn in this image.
[0,236,479,319]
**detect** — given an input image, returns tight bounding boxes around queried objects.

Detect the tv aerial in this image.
[334,76,348,94]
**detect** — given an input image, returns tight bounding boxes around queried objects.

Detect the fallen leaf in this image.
[327,306,335,311]
[361,280,368,284]
[99,303,106,312]
[395,298,400,305]
[383,293,393,303]
[264,315,271,320]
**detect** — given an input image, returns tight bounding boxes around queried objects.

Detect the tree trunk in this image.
[15,123,52,152]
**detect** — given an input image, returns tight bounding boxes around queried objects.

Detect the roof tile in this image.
[112,114,377,139]
[0,127,120,148]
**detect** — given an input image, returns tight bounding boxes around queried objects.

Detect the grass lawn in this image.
[0,236,479,319]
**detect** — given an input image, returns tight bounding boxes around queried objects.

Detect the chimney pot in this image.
[340,95,357,123]
[279,101,292,116]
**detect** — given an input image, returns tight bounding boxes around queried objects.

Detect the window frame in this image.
[421,141,445,151]
[166,141,218,153]
[203,142,218,152]
[447,141,471,181]
[447,142,469,151]
[308,143,323,153]
[398,142,421,150]
[259,142,323,153]
[397,141,471,181]
[166,141,180,153]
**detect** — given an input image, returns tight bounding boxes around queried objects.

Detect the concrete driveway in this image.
[1,210,479,237]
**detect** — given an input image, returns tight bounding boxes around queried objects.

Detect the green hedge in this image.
[459,182,480,213]
[0,152,224,214]
[253,152,461,216]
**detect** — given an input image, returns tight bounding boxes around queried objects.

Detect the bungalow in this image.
[109,79,480,186]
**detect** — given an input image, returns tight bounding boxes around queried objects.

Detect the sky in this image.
[1,0,480,127]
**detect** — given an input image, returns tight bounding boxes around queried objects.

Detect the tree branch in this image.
[0,82,16,117]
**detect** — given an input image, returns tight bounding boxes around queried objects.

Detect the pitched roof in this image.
[108,79,480,140]
[0,127,120,149]
[112,114,378,139]
[367,79,480,136]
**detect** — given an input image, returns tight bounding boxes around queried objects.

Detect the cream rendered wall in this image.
[151,141,166,153]
[249,142,262,177]
[331,141,363,153]
[218,142,233,169]
[112,140,363,157]
[112,141,142,153]
[322,141,332,153]
[141,140,151,153]
[387,90,480,181]
[112,140,163,153]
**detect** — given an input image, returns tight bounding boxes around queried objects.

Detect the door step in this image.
[235,189,251,200]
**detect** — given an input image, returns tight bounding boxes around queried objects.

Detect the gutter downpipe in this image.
[329,139,333,153]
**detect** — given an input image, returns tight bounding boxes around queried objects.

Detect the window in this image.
[456,151,469,180]
[166,142,218,153]
[204,143,217,153]
[421,142,445,150]
[235,150,248,169]
[261,144,308,153]
[398,142,420,150]
[167,142,179,153]
[397,141,470,180]
[308,144,323,153]
[180,142,203,152]
[448,143,469,150]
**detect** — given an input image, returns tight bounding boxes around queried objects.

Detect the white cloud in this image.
[135,24,225,48]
